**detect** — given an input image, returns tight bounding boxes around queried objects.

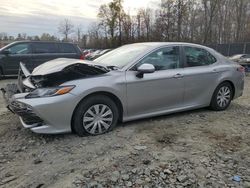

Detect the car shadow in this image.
[120,107,218,128]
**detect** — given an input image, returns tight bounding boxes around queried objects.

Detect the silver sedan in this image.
[2,42,245,136]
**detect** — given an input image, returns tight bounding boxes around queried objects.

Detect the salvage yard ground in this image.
[0,77,250,188]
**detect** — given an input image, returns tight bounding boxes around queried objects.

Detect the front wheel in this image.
[210,82,233,111]
[73,95,119,136]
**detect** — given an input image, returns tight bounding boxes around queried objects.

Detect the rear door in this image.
[182,46,219,107]
[58,43,81,59]
[1,42,32,75]
[31,42,61,70]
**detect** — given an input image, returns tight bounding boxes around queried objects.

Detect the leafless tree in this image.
[58,19,74,41]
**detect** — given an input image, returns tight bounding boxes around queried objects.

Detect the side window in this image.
[134,46,180,71]
[245,54,250,58]
[184,46,216,67]
[32,43,58,54]
[7,43,31,54]
[59,44,76,53]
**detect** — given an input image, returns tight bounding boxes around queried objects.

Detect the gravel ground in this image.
[0,76,249,188]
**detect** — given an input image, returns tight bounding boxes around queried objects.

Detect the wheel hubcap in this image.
[217,86,231,108]
[83,104,113,135]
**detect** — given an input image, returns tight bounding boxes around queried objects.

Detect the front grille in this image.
[21,115,43,125]
[9,101,43,125]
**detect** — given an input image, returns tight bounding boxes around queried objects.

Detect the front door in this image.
[126,46,185,118]
[2,42,32,75]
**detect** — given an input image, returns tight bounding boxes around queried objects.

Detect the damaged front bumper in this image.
[1,67,76,134]
[1,85,77,134]
[1,84,44,128]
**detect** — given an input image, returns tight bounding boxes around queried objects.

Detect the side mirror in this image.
[136,63,155,78]
[2,49,10,55]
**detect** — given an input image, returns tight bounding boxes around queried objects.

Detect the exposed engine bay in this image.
[1,59,111,108]
[29,63,109,88]
[15,59,111,93]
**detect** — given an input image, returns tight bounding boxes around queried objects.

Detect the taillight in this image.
[237,66,245,73]
[80,54,85,60]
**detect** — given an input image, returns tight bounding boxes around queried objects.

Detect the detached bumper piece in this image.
[1,83,20,113]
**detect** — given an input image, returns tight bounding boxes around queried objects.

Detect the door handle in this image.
[212,69,219,73]
[173,73,183,78]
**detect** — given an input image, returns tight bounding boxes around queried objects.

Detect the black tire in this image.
[72,95,119,136]
[210,82,233,111]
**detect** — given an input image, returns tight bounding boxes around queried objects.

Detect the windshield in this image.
[0,43,13,51]
[94,44,151,68]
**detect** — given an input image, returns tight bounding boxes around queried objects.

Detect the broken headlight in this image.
[25,85,75,99]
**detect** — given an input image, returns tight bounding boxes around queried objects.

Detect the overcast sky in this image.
[0,0,157,37]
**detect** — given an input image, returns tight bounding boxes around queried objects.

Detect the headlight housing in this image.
[25,85,75,99]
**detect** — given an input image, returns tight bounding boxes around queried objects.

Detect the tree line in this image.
[0,19,87,48]
[87,0,250,48]
[1,0,250,49]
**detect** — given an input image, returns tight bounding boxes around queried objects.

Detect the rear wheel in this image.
[73,95,119,136]
[210,82,233,111]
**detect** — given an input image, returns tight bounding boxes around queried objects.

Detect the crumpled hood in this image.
[31,58,106,76]
[20,58,110,89]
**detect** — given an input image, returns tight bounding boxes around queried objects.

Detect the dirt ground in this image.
[0,76,249,188]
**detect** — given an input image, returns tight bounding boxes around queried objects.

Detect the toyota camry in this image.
[1,42,245,136]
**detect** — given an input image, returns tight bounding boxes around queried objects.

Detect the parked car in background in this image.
[2,42,245,136]
[85,49,112,60]
[85,49,102,60]
[229,54,250,72]
[0,41,84,77]
[229,54,250,63]
[92,49,112,60]
[82,49,96,59]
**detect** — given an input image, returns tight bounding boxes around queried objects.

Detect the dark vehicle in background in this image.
[229,54,250,72]
[0,41,84,77]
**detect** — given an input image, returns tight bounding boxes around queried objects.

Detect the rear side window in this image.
[59,43,76,53]
[32,43,58,53]
[184,46,217,67]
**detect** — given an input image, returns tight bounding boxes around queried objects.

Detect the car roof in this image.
[9,41,75,45]
[124,42,210,48]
